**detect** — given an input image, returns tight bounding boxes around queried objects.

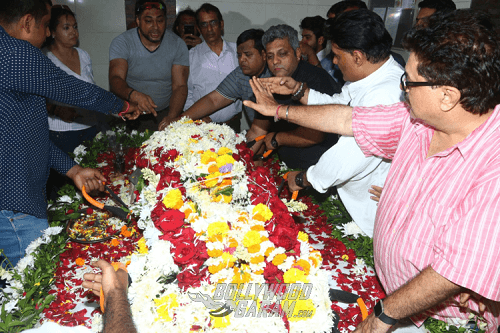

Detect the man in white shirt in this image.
[181,3,241,130]
[285,9,404,237]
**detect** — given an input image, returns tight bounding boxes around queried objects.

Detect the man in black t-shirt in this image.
[247,24,341,169]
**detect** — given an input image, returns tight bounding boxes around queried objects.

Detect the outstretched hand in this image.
[259,76,300,96]
[243,76,280,117]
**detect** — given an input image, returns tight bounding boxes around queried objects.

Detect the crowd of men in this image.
[2,0,500,332]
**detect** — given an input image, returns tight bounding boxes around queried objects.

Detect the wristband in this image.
[285,106,290,122]
[274,104,282,122]
[295,171,310,189]
[127,89,135,102]
[118,101,130,121]
[292,82,307,101]
[292,82,304,98]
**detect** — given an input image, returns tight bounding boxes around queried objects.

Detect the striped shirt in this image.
[352,102,500,331]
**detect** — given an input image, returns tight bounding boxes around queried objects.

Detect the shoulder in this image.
[224,40,237,53]
[75,48,91,61]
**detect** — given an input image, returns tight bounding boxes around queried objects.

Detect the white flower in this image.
[24,238,43,256]
[338,221,366,239]
[94,132,103,140]
[57,195,73,203]
[4,299,18,313]
[15,254,35,272]
[131,130,138,136]
[43,226,63,237]
[0,266,13,280]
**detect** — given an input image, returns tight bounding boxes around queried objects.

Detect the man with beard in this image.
[246,10,500,333]
[109,0,189,131]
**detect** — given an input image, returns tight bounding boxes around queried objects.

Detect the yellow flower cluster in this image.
[162,188,183,209]
[137,237,148,254]
[252,203,273,222]
[154,294,179,322]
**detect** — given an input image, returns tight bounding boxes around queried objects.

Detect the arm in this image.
[83,260,136,333]
[160,64,189,122]
[109,58,158,115]
[264,126,325,151]
[185,90,232,120]
[300,42,322,68]
[243,77,353,135]
[246,117,271,154]
[354,266,461,333]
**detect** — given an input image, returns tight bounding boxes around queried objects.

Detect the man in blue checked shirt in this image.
[0,0,151,267]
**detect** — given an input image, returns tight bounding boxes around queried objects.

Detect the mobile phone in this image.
[184,24,195,35]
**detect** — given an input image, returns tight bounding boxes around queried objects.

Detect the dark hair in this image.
[262,24,299,50]
[172,7,196,36]
[418,0,456,14]
[43,6,75,46]
[0,0,52,26]
[236,29,265,52]
[195,3,222,25]
[299,16,327,49]
[326,9,392,63]
[327,0,367,17]
[403,10,500,115]
[135,0,167,18]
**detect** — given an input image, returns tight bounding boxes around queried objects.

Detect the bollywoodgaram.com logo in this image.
[188,283,314,319]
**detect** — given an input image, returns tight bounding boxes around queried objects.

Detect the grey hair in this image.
[262,24,300,50]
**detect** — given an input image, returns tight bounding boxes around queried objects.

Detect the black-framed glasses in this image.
[199,20,219,28]
[401,72,436,91]
[136,2,165,13]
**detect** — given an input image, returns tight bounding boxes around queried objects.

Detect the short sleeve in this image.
[109,34,130,62]
[216,67,242,101]
[352,102,409,159]
[432,165,500,301]
[172,35,189,67]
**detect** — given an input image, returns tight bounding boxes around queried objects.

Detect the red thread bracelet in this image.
[118,101,130,120]
[274,105,282,122]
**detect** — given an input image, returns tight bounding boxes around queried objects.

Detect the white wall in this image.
[54,0,471,90]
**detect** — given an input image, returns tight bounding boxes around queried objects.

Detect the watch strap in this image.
[270,132,279,149]
[374,300,398,326]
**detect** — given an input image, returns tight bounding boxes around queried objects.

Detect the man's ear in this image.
[352,50,366,67]
[295,47,301,61]
[19,14,34,34]
[440,86,461,112]
[260,49,266,61]
[135,15,140,27]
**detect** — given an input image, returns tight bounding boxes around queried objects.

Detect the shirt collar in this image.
[201,38,227,55]
[343,56,396,97]
[316,48,327,62]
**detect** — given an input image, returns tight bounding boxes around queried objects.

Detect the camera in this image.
[184,24,195,35]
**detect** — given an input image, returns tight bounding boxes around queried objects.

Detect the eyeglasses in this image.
[136,2,165,13]
[400,72,436,91]
[199,19,219,28]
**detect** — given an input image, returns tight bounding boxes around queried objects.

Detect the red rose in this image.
[172,241,196,265]
[263,261,284,284]
[177,263,210,291]
[155,209,185,233]
[269,225,300,255]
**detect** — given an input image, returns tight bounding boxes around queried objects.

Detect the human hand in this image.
[287,171,303,192]
[66,165,106,193]
[129,91,158,116]
[369,185,383,202]
[82,260,129,298]
[353,313,392,333]
[183,34,202,48]
[243,76,280,117]
[258,76,301,96]
[459,291,487,313]
[158,115,181,131]
[53,105,79,123]
[299,42,319,64]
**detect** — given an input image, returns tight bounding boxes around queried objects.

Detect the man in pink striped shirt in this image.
[245,10,500,333]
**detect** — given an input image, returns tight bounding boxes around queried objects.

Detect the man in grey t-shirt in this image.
[109,0,189,131]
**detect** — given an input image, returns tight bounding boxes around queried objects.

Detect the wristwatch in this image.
[374,300,398,326]
[270,132,279,149]
[295,171,310,189]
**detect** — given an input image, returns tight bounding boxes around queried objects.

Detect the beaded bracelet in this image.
[118,101,130,121]
[274,105,282,122]
[292,82,307,101]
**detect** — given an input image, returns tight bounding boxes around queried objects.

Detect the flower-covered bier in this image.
[120,118,333,332]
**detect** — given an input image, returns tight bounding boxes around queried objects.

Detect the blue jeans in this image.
[0,210,48,267]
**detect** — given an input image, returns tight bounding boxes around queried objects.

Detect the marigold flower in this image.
[211,315,231,328]
[201,150,217,164]
[284,267,309,283]
[243,230,261,248]
[137,237,148,254]
[120,226,132,237]
[342,254,349,261]
[216,154,235,169]
[204,172,221,188]
[207,222,230,238]
[247,244,260,254]
[217,147,233,155]
[208,164,219,174]
[250,225,265,232]
[110,239,120,247]
[154,294,179,322]
[272,253,287,266]
[75,258,85,266]
[250,255,265,264]
[162,188,183,210]
[297,231,308,243]
[207,249,223,257]
[252,203,273,222]
[294,259,311,275]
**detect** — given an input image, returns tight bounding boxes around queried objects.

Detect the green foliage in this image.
[318,195,375,268]
[424,317,486,333]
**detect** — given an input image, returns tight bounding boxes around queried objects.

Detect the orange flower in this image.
[250,255,264,264]
[208,164,219,173]
[250,225,265,232]
[247,244,260,254]
[264,247,275,257]
[75,258,85,266]
[272,253,287,266]
[121,226,132,237]
[110,238,120,247]
[184,208,192,219]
